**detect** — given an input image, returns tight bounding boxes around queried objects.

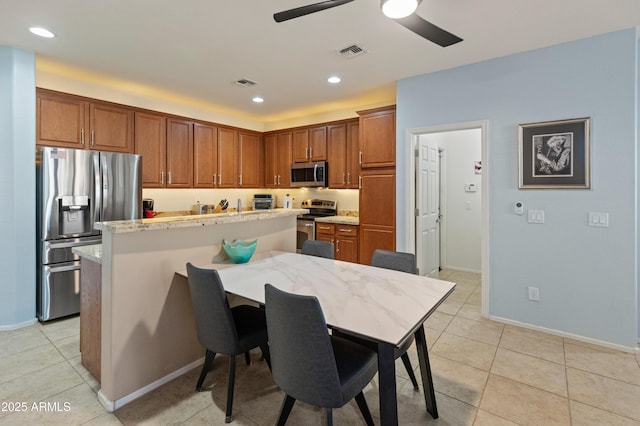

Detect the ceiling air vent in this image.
[234,78,257,87]
[339,44,366,59]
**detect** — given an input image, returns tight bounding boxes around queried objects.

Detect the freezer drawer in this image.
[38,261,81,321]
[41,237,102,264]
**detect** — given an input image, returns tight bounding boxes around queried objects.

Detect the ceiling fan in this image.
[273,0,463,47]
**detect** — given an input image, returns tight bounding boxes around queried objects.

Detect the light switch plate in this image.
[527,210,545,224]
[588,212,609,227]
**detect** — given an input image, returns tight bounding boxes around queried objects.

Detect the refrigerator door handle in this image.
[93,152,102,224]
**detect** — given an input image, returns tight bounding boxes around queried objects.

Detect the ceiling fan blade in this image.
[394,13,462,47]
[274,0,354,22]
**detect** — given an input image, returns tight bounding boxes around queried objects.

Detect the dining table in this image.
[179,250,455,425]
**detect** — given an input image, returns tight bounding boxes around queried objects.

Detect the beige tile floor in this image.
[2,270,640,425]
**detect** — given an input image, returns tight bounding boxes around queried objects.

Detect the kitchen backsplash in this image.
[143,188,359,215]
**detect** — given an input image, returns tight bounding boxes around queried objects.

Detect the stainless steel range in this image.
[296,199,337,252]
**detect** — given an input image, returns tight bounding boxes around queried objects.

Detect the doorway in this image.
[403,120,489,317]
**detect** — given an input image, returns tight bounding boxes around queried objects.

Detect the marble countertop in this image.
[72,244,102,264]
[95,208,308,234]
[178,251,455,346]
[315,215,359,225]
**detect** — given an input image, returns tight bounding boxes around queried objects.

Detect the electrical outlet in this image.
[527,286,540,301]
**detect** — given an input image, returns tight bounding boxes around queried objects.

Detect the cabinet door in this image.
[276,132,293,188]
[239,131,262,188]
[327,123,347,188]
[37,90,88,148]
[166,118,193,188]
[358,168,395,264]
[89,102,134,152]
[336,237,358,263]
[217,128,239,188]
[359,107,396,168]
[193,123,218,188]
[264,134,278,188]
[135,112,166,188]
[347,120,360,189]
[309,126,327,161]
[293,129,309,163]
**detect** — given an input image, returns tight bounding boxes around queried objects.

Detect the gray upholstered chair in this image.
[301,239,334,259]
[186,263,271,423]
[264,284,376,426]
[370,249,420,390]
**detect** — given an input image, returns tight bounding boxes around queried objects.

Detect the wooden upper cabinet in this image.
[37,88,134,153]
[347,120,360,189]
[37,89,87,148]
[276,132,293,188]
[327,123,347,188]
[193,123,218,188]
[358,106,396,168]
[264,133,278,188]
[135,112,166,188]
[293,129,309,163]
[239,131,263,188]
[293,126,326,162]
[89,102,134,152]
[217,128,239,188]
[166,118,193,188]
[309,126,327,161]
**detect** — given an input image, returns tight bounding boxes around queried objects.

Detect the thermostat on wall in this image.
[464,183,477,192]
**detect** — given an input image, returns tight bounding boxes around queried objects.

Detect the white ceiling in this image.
[1,0,639,123]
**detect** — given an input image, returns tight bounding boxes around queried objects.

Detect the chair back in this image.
[370,249,417,274]
[186,263,240,354]
[264,284,342,407]
[301,240,334,259]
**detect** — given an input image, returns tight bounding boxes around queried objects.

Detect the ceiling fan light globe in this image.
[381,0,420,19]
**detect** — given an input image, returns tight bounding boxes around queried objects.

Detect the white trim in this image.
[491,315,640,355]
[98,357,204,412]
[0,318,38,331]
[404,120,489,318]
[442,266,482,275]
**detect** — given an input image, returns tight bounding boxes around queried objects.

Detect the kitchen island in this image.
[89,208,304,411]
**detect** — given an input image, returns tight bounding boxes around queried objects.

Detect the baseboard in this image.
[442,265,482,274]
[490,315,639,354]
[0,317,38,331]
[98,357,204,412]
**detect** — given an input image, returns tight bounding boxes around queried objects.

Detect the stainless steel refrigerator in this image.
[36,147,142,321]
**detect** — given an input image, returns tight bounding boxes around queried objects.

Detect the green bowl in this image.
[222,239,257,264]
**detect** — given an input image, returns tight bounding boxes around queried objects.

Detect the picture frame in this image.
[518,117,590,189]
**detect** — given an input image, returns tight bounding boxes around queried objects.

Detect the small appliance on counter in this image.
[253,194,275,210]
[283,194,293,209]
[143,198,155,218]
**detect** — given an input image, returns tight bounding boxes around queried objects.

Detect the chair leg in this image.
[326,408,333,426]
[225,356,236,423]
[196,350,216,392]
[401,353,419,390]
[259,343,271,369]
[276,395,296,426]
[244,351,251,365]
[354,391,374,426]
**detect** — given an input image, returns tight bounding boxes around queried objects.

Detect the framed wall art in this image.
[518,117,590,189]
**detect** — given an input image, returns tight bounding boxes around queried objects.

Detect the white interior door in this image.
[416,137,440,277]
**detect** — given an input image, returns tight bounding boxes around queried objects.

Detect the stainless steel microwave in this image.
[290,161,328,188]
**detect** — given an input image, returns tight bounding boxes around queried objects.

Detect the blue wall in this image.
[0,47,36,328]
[397,29,639,347]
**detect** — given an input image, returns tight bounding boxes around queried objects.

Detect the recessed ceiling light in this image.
[29,27,55,38]
[328,76,341,84]
[252,96,264,103]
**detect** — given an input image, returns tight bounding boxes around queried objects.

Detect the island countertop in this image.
[95,208,307,234]
[72,244,103,264]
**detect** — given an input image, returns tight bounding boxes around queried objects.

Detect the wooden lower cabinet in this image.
[315,223,359,263]
[80,258,101,382]
[358,168,396,265]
